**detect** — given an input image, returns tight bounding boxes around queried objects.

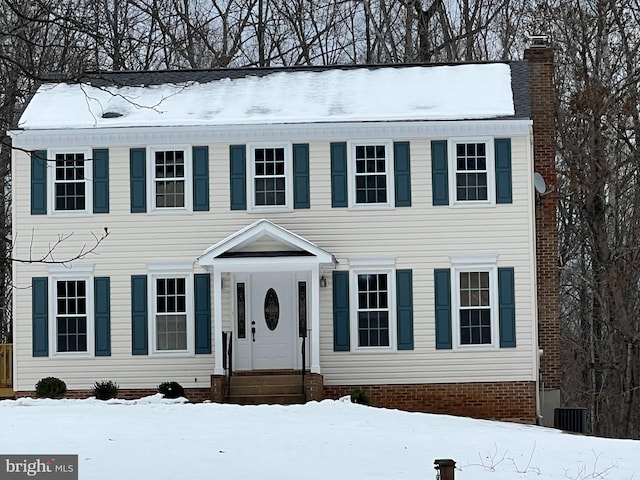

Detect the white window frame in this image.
[348,140,394,208]
[48,273,94,357]
[149,271,194,355]
[448,137,495,206]
[148,145,192,212]
[247,143,293,211]
[349,267,397,351]
[47,147,92,215]
[451,264,499,349]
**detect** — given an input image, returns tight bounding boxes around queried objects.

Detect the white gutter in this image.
[9,119,533,149]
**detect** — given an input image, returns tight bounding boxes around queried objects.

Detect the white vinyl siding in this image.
[12,133,536,390]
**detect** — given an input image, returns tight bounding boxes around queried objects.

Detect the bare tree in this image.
[540,0,640,438]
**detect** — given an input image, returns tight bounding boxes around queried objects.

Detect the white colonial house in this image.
[9,42,559,424]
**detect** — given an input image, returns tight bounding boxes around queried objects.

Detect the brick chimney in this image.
[524,36,560,425]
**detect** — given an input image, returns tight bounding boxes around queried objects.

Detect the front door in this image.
[250,273,295,369]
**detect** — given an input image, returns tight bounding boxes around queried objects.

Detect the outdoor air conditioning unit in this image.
[554,407,588,434]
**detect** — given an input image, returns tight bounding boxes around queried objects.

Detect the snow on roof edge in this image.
[18,63,521,130]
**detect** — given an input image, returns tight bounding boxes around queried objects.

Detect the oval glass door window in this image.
[264,288,280,331]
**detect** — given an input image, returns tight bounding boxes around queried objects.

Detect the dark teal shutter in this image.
[131,275,148,355]
[130,148,146,213]
[332,271,350,351]
[495,138,512,204]
[93,148,110,213]
[330,142,348,208]
[394,142,411,207]
[194,273,212,354]
[498,267,516,347]
[431,141,449,206]
[230,145,247,210]
[293,143,310,209]
[32,277,48,357]
[434,268,452,349]
[31,150,47,215]
[396,269,414,350]
[192,146,210,211]
[94,277,111,356]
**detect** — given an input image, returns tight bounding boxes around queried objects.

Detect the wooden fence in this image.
[0,344,12,389]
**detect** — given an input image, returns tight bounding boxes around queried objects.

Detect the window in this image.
[236,282,246,339]
[349,267,397,349]
[55,153,86,210]
[55,280,88,352]
[458,271,491,344]
[153,149,186,208]
[146,265,195,355]
[357,273,390,347]
[454,267,497,346]
[355,145,387,204]
[455,143,487,201]
[449,139,495,204]
[49,150,92,213]
[249,145,291,209]
[49,273,95,355]
[154,277,188,351]
[350,143,393,206]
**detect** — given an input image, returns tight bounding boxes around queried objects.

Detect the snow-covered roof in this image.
[18,62,529,130]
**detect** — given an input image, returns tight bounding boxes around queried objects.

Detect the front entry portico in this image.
[198,219,335,376]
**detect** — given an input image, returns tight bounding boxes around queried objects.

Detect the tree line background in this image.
[0,0,638,439]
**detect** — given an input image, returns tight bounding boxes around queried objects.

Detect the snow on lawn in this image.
[0,396,637,480]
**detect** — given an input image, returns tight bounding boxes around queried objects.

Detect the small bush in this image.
[35,377,67,399]
[158,381,185,399]
[350,388,371,405]
[92,380,119,400]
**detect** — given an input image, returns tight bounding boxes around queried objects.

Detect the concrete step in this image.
[231,374,302,387]
[0,387,14,399]
[225,373,306,405]
[230,383,303,396]
[225,394,306,405]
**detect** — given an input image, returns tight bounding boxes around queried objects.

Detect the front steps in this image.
[0,387,14,399]
[225,373,306,405]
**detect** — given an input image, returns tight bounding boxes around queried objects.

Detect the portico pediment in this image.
[198,219,334,268]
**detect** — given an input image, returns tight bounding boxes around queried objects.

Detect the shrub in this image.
[350,388,371,405]
[92,380,119,400]
[158,381,185,399]
[35,377,67,399]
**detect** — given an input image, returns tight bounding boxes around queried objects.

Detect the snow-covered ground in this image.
[0,396,637,479]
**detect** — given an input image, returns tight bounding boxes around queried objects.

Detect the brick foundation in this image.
[15,387,213,402]
[16,379,536,423]
[324,381,536,423]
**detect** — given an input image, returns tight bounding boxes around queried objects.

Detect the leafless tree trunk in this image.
[544,0,640,438]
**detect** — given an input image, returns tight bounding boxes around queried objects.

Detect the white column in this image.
[310,265,321,374]
[213,268,224,375]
